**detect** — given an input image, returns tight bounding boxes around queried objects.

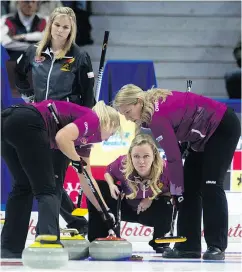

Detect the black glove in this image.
[71,159,87,174]
[171,195,184,210]
[99,209,116,231]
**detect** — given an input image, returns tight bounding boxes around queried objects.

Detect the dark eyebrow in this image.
[54,22,70,27]
[133,153,151,156]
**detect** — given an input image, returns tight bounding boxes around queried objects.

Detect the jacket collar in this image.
[41,44,75,59]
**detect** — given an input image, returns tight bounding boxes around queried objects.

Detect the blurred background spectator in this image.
[2,0,63,16]
[225,39,241,99]
[1,0,10,15]
[1,1,93,51]
[33,0,63,17]
[61,1,93,46]
[1,0,47,61]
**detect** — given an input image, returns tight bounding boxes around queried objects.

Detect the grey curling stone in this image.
[89,237,132,260]
[22,235,68,269]
[60,228,90,260]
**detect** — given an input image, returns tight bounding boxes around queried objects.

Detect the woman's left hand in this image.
[137,198,153,214]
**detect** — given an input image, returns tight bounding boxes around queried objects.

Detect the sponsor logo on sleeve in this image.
[154,101,159,112]
[156,135,163,142]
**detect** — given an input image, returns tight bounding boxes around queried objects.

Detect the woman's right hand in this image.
[109,184,120,200]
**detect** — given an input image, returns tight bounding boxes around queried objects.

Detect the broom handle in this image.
[170,206,178,237]
[115,191,122,238]
[77,187,83,208]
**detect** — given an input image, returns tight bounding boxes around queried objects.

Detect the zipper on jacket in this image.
[143,185,145,198]
[45,57,55,99]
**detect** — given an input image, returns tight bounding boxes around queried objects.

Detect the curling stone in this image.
[22,235,68,269]
[60,228,89,260]
[89,236,132,261]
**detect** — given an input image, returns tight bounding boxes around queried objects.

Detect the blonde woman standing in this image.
[14,7,95,235]
[113,84,241,260]
[15,6,95,106]
[88,134,173,253]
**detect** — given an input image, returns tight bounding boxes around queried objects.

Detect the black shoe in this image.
[67,219,88,236]
[148,240,172,254]
[1,248,22,259]
[203,246,225,260]
[162,248,201,259]
[155,246,172,254]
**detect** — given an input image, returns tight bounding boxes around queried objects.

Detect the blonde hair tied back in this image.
[92,101,121,133]
[113,84,172,125]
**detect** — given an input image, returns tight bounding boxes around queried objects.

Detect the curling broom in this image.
[71,187,88,217]
[70,31,110,217]
[155,206,187,244]
[155,80,192,244]
[95,30,110,102]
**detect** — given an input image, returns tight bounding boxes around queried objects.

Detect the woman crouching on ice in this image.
[88,134,173,253]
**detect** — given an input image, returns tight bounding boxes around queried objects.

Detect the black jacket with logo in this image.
[15,43,95,108]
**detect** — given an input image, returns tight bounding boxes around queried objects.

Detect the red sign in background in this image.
[232,151,242,170]
[63,166,107,209]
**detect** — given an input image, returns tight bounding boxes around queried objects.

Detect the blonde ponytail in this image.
[113,84,172,125]
[92,101,120,132]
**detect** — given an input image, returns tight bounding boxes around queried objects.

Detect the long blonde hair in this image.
[122,134,164,199]
[113,84,172,125]
[92,101,121,133]
[36,7,77,59]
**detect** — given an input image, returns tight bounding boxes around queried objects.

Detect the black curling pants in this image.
[175,108,241,252]
[1,105,60,254]
[51,149,87,230]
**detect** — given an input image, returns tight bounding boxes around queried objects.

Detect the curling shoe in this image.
[155,246,172,254]
[148,240,171,254]
[203,246,225,260]
[162,248,201,258]
[67,217,88,236]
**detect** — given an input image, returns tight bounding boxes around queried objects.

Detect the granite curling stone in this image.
[22,235,68,269]
[60,228,89,260]
[89,235,132,261]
